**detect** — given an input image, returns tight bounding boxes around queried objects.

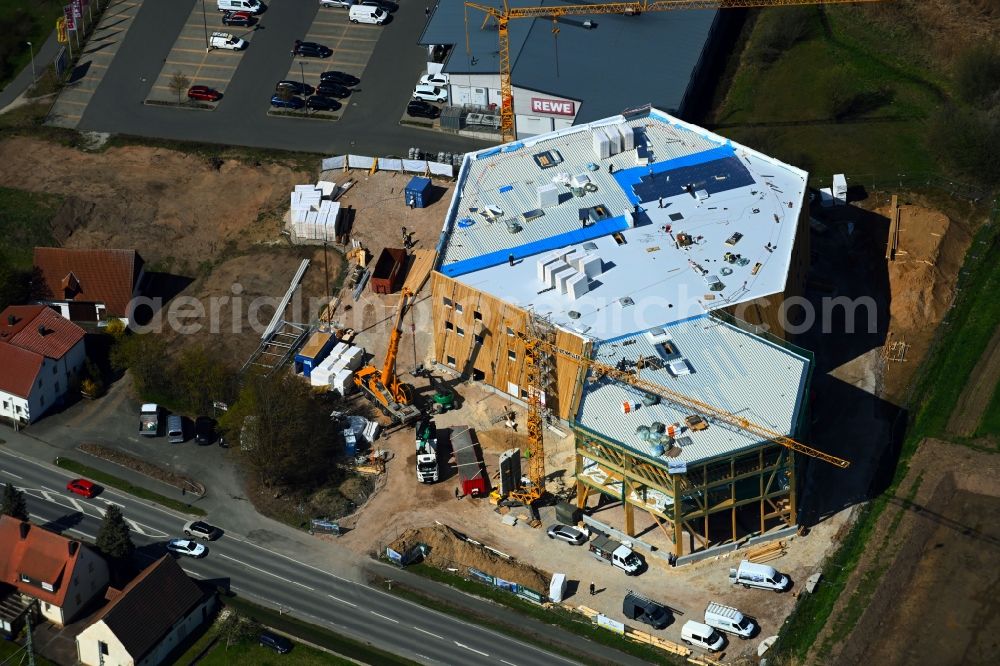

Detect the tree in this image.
[176,346,237,414]
[222,374,341,490]
[168,71,191,104]
[1,483,29,521]
[218,610,261,649]
[96,504,135,564]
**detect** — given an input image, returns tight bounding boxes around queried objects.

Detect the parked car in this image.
[348,5,387,24]
[187,85,222,102]
[419,72,449,87]
[66,478,98,498]
[183,520,220,540]
[546,523,588,545]
[319,70,359,86]
[259,631,292,654]
[271,94,305,109]
[194,416,216,444]
[209,32,246,50]
[167,415,185,444]
[275,80,315,96]
[412,84,447,103]
[623,591,672,630]
[291,40,331,58]
[406,100,439,119]
[306,95,342,111]
[360,0,397,12]
[316,82,351,98]
[221,10,255,26]
[319,0,352,7]
[681,620,726,652]
[166,539,207,558]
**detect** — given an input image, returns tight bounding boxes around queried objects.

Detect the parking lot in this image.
[276,6,383,120]
[145,3,262,106]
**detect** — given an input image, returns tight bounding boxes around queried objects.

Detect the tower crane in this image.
[505,316,849,505]
[464,0,883,141]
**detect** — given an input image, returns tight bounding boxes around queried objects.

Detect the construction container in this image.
[405,176,432,209]
[294,331,336,378]
[452,426,488,497]
[370,247,407,294]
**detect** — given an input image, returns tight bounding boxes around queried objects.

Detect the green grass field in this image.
[180,634,356,666]
[711,6,944,181]
[0,185,62,268]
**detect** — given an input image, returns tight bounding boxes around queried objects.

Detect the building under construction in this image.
[431,105,816,556]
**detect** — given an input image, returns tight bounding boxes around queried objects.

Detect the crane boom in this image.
[381,287,413,387]
[519,329,851,469]
[465,0,885,141]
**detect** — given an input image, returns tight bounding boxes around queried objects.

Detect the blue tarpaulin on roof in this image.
[440,214,631,277]
[612,145,743,205]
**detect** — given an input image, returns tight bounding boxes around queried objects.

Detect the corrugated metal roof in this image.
[420,1,717,121]
[575,315,809,465]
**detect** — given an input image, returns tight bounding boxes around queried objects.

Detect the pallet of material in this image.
[575,605,599,619]
[625,628,690,656]
[746,539,787,563]
[688,654,724,666]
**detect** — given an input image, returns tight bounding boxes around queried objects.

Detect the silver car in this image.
[546,523,588,545]
[319,0,352,7]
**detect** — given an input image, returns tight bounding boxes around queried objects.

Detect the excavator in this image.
[353,287,421,425]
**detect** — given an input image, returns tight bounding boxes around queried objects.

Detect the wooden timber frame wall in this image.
[723,189,811,338]
[574,430,797,558]
[430,271,590,420]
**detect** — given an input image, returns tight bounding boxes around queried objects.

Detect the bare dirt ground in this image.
[0,137,308,274]
[810,438,1000,666]
[878,203,972,402]
[947,324,1000,437]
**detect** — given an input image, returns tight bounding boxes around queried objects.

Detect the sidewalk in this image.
[368,560,652,666]
[0,29,60,112]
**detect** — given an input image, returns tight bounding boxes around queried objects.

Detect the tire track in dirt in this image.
[946,323,1000,436]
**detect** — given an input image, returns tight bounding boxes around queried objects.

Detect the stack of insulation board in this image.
[290,184,341,241]
[310,342,365,393]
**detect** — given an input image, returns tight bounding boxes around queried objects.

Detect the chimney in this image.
[6,315,14,325]
[37,324,47,336]
[69,541,79,556]
[19,522,30,539]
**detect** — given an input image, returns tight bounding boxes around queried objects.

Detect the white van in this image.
[349,5,387,24]
[217,0,262,13]
[729,559,791,592]
[704,602,756,639]
[209,32,246,51]
[681,620,725,652]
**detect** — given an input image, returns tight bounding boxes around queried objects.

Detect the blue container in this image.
[405,176,432,209]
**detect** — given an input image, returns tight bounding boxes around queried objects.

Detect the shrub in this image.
[953,44,1000,109]
[749,6,817,66]
[105,318,126,338]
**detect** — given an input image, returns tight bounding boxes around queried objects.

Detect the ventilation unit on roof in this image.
[583,242,598,251]
[537,183,560,208]
[619,296,634,308]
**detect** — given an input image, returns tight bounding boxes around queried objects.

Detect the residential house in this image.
[0,305,86,424]
[0,516,110,626]
[76,556,214,666]
[33,248,146,325]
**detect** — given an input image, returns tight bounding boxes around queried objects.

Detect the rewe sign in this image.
[530,97,575,116]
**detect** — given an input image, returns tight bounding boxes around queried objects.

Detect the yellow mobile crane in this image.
[506,318,850,505]
[465,0,883,142]
[353,287,422,424]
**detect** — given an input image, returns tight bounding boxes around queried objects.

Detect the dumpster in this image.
[370,247,407,294]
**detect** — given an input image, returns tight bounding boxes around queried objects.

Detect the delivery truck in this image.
[139,403,160,436]
[589,534,643,575]
[623,590,671,629]
[415,419,440,483]
[452,427,487,497]
[704,602,756,638]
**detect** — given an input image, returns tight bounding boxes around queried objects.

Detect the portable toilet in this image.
[404,176,432,208]
[295,332,335,378]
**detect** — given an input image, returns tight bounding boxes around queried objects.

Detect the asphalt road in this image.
[77,0,488,155]
[0,447,578,666]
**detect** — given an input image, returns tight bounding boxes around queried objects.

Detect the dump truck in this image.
[139,403,160,437]
[452,426,487,497]
[589,534,643,575]
[415,419,440,483]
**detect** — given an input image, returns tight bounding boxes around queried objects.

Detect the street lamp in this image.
[201,0,209,52]
[299,60,307,114]
[26,41,36,85]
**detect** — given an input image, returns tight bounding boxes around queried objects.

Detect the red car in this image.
[187,85,223,102]
[66,478,98,498]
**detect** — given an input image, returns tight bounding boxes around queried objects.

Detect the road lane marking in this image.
[225,536,354,583]
[1,470,23,479]
[500,660,518,666]
[293,580,316,591]
[414,627,442,639]
[454,642,488,656]
[327,594,356,607]
[218,553,312,588]
[370,611,398,623]
[67,528,96,540]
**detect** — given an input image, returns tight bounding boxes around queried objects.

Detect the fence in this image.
[321,154,455,178]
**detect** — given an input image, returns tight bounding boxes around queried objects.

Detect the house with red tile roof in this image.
[33,248,146,325]
[76,556,213,666]
[0,516,109,626]
[0,305,86,424]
